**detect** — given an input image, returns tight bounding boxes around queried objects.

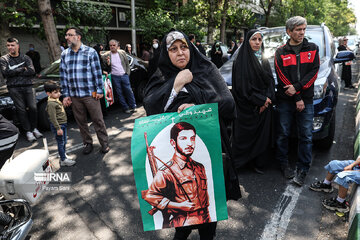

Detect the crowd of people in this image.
[0,15,358,240]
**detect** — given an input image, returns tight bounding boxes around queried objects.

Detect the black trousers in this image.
[173,222,217,240]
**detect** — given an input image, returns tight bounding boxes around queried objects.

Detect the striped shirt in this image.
[60,44,103,98]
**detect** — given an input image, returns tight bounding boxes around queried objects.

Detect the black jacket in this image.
[0,54,35,88]
[274,38,320,104]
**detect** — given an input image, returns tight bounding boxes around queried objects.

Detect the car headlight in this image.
[0,97,14,106]
[313,116,324,131]
[313,79,328,100]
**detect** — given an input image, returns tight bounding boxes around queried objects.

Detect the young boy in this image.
[44,81,75,166]
[309,156,360,213]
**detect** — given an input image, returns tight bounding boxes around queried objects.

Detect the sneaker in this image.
[130,108,137,113]
[281,166,295,179]
[60,158,76,167]
[309,181,333,193]
[82,143,93,155]
[322,197,349,213]
[26,131,36,142]
[56,153,73,160]
[124,109,131,114]
[100,145,110,154]
[33,128,43,138]
[293,170,307,186]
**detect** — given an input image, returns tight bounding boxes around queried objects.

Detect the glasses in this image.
[65,33,77,37]
[168,44,189,53]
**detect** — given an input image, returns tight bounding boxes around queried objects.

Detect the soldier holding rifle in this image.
[143,122,210,228]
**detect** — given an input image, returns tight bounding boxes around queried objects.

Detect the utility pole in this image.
[131,0,137,55]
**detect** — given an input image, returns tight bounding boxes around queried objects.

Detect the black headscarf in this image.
[143,31,235,121]
[232,29,275,107]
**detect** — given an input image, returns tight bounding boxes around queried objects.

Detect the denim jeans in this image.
[324,160,360,188]
[276,102,314,173]
[111,74,136,110]
[8,86,37,132]
[50,123,67,161]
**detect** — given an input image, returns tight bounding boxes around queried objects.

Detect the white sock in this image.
[323,179,331,185]
[336,196,345,203]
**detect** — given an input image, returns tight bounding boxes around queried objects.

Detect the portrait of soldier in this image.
[143,122,211,228]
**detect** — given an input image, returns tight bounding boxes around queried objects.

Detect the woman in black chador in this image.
[338,37,354,88]
[143,30,241,240]
[231,29,275,173]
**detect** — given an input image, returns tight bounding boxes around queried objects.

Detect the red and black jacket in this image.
[274,38,320,104]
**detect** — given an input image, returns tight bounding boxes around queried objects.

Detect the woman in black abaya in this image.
[231,29,275,173]
[143,30,240,240]
[338,37,354,88]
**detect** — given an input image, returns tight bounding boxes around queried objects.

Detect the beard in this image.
[176,144,194,158]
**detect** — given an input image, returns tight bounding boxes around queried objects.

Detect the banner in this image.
[131,103,228,231]
[102,74,114,107]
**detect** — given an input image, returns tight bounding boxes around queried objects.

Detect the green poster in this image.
[131,103,228,231]
[102,74,114,108]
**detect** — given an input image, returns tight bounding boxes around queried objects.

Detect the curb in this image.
[348,68,360,240]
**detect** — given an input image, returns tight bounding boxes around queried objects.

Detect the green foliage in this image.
[322,0,356,36]
[56,0,112,44]
[0,0,38,29]
[135,8,173,43]
[227,4,256,30]
[268,0,356,36]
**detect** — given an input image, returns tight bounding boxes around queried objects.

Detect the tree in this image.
[0,0,37,55]
[268,0,355,36]
[135,8,173,44]
[323,0,356,36]
[220,0,230,43]
[55,0,112,45]
[259,0,276,27]
[38,0,61,62]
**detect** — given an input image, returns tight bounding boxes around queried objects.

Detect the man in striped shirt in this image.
[60,27,109,155]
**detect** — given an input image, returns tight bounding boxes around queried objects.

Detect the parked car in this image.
[220,24,354,148]
[0,53,149,131]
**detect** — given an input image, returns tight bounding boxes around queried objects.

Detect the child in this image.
[309,156,360,213]
[44,81,75,166]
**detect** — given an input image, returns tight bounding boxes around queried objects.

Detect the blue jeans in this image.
[324,160,360,189]
[111,74,136,110]
[276,102,314,173]
[8,86,37,132]
[50,123,67,161]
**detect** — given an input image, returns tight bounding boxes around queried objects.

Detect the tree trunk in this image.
[38,0,61,62]
[265,0,274,27]
[207,0,216,44]
[0,20,11,56]
[220,0,229,43]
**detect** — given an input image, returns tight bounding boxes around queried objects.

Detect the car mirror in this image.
[334,51,355,63]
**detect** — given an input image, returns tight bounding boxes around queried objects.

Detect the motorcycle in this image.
[0,130,52,240]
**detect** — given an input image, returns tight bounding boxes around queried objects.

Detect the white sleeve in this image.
[164,87,188,111]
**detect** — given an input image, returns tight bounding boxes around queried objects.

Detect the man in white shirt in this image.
[102,39,137,113]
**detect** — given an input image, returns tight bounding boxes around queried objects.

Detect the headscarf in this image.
[232,29,275,107]
[144,30,235,121]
